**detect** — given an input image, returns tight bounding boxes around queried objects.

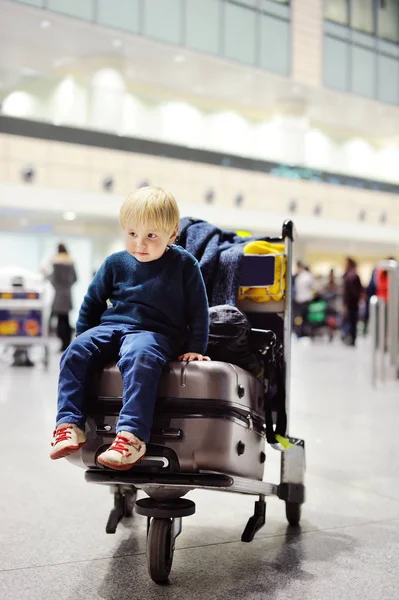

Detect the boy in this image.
[50,187,210,470]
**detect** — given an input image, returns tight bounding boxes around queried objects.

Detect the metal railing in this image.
[370,260,399,386]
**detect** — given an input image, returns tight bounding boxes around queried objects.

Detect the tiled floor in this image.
[1,337,399,599]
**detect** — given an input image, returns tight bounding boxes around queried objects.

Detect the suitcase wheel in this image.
[147,518,175,584]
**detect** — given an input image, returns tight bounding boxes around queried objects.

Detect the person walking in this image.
[49,244,77,352]
[293,261,314,336]
[342,257,363,347]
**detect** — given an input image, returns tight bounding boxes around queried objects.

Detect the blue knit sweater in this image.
[76,245,209,354]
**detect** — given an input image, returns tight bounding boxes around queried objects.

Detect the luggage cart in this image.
[70,220,305,584]
[0,272,51,368]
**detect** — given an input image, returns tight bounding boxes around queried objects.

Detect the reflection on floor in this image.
[1,337,399,599]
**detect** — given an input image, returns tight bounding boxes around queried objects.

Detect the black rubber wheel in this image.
[147,518,174,584]
[285,502,301,527]
[123,489,137,518]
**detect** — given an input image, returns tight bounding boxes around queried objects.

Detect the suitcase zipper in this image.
[93,398,265,435]
[159,405,264,435]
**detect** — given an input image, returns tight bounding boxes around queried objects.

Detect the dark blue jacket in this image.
[76,245,209,354]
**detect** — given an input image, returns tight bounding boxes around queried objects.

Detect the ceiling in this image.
[1,0,399,143]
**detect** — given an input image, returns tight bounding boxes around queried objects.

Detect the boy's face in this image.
[123,221,178,262]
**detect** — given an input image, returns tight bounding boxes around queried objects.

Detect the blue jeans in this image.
[56,324,178,442]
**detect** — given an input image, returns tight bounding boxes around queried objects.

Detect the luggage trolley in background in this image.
[0,269,51,368]
[68,220,306,584]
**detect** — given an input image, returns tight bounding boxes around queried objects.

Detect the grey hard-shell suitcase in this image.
[82,361,267,480]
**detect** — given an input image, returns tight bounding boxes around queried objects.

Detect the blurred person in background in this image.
[49,244,77,352]
[295,261,314,305]
[313,273,324,295]
[373,257,396,345]
[324,268,340,332]
[364,267,377,336]
[325,269,338,296]
[342,257,363,347]
[376,258,396,303]
[363,257,395,337]
[325,268,341,308]
[293,261,314,336]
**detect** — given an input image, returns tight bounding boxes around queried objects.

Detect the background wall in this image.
[3,78,399,186]
[1,133,398,235]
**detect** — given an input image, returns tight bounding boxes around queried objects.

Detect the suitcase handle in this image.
[179,361,245,400]
[180,362,189,386]
[160,428,183,440]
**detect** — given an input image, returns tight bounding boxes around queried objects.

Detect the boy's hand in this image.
[178,352,211,362]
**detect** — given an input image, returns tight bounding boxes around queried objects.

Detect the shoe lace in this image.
[51,425,72,447]
[109,434,142,457]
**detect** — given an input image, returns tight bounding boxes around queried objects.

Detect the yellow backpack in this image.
[238,240,286,302]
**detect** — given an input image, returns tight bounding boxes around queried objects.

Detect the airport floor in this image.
[1,336,399,600]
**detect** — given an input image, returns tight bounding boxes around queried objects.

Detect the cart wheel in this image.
[285,502,301,527]
[123,489,137,518]
[147,518,174,584]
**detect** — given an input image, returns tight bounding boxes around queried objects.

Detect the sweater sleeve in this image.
[75,259,112,335]
[183,259,209,354]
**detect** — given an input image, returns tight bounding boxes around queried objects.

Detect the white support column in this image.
[291,0,323,89]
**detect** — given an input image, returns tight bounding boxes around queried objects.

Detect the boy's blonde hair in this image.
[119,187,180,233]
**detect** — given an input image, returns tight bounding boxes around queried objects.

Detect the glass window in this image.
[97,0,140,33]
[185,0,220,55]
[325,0,349,25]
[377,54,399,103]
[143,0,182,45]
[323,37,349,91]
[13,0,44,6]
[262,0,290,17]
[230,0,257,6]
[351,46,375,98]
[378,0,399,42]
[47,0,94,21]
[260,14,289,74]
[351,0,375,34]
[224,3,257,65]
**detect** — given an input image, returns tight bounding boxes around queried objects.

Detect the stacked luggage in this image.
[67,220,306,584]
[84,360,266,480]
